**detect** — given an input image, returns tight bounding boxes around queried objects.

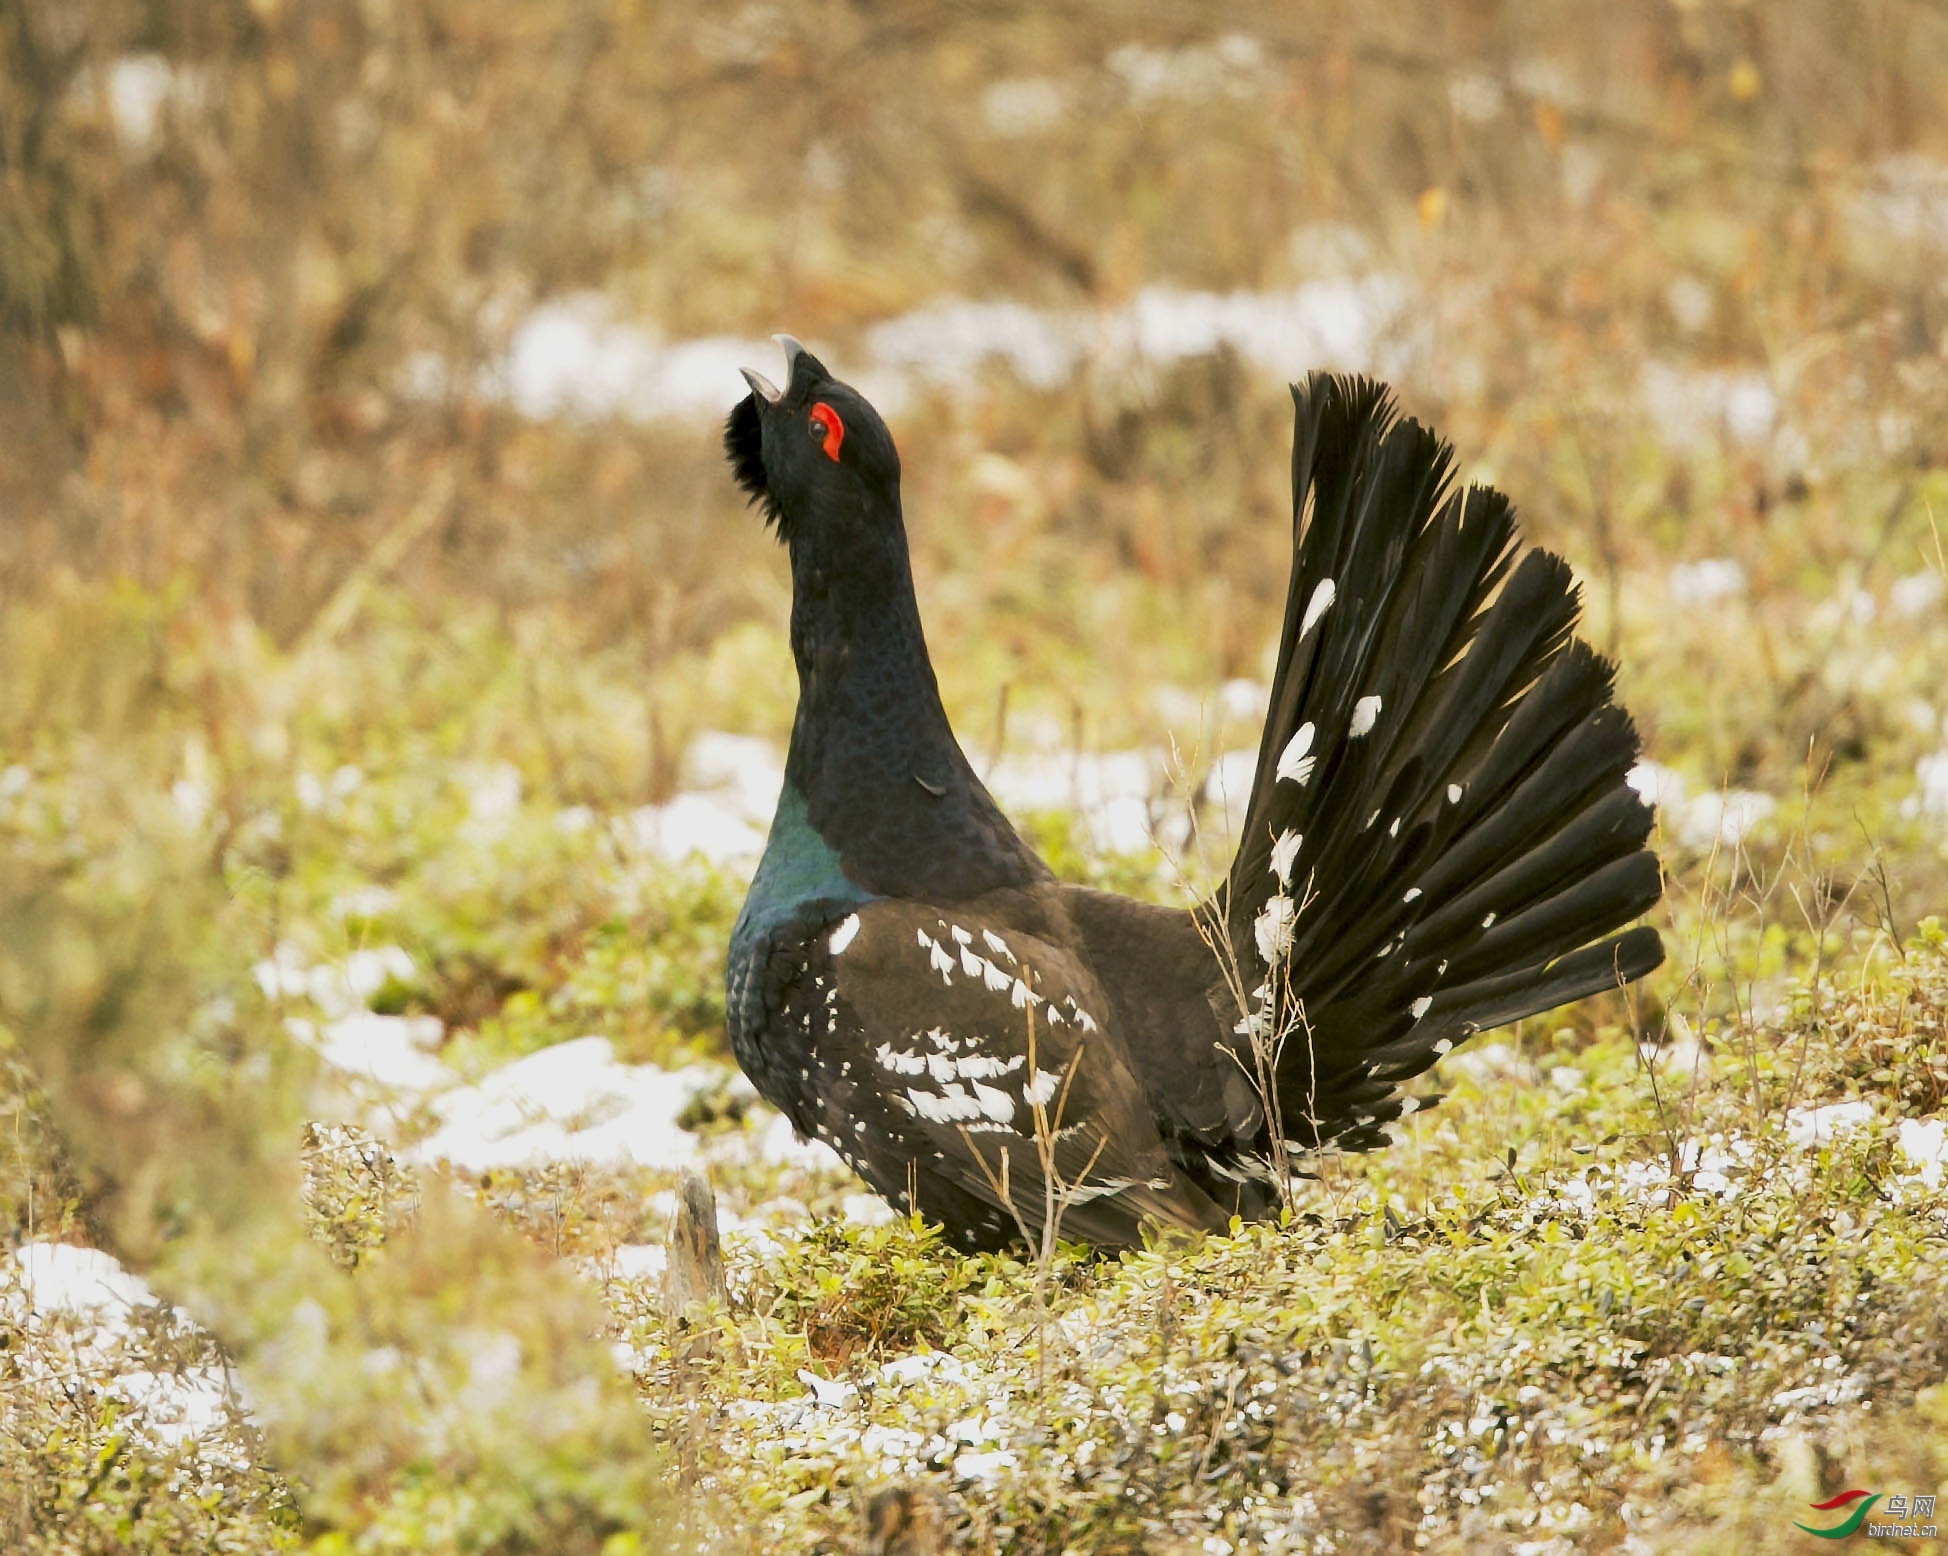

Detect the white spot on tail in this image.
[1270,829,1303,886]
[1387,816,1401,838]
[1410,995,1432,1020]
[1447,783,1463,804]
[1276,723,1317,786]
[1255,893,1297,962]
[1403,887,1421,903]
[1301,578,1336,637]
[827,914,861,955]
[1481,911,1497,929]
[1433,1038,1453,1055]
[1349,695,1382,737]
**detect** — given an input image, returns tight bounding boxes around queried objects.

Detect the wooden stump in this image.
[859,1485,943,1556]
[662,1167,725,1359]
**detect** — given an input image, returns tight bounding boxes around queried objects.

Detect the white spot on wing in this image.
[827,914,861,955]
[875,1043,928,1076]
[1022,1068,1063,1107]
[1066,1177,1135,1204]
[981,929,1016,963]
[906,1083,984,1124]
[971,1081,1015,1124]
[954,1053,1024,1079]
[1349,695,1382,737]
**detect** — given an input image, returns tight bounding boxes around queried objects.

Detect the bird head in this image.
[724,335,901,543]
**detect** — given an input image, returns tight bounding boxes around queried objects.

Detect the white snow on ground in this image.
[255,941,414,1015]
[1905,748,1948,826]
[713,1348,1020,1485]
[474,276,1417,426]
[1784,1099,1877,1149]
[1851,153,1948,253]
[1666,557,1747,606]
[626,792,767,865]
[1898,1118,1948,1191]
[984,747,1170,857]
[1544,1099,1948,1214]
[487,296,763,423]
[1891,570,1945,617]
[1641,365,1777,451]
[9,1241,161,1326]
[290,1012,450,1093]
[622,730,783,866]
[2,1243,237,1449]
[1625,760,1776,852]
[411,1036,724,1173]
[67,54,212,155]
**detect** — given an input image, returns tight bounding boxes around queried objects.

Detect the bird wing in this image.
[761,896,1227,1250]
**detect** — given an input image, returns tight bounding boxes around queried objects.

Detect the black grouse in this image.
[723,338,1663,1251]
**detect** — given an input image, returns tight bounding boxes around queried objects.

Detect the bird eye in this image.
[808,401,845,462]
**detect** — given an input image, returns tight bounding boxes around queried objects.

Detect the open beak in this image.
[773,333,808,383]
[741,334,816,408]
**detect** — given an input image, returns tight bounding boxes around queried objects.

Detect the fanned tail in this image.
[1222,374,1663,1152]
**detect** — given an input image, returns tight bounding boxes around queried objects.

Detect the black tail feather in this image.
[1219,373,1664,1155]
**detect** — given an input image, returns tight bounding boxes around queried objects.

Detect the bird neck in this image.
[777,496,1045,900]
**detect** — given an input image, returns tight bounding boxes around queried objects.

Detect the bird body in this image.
[724,341,1663,1250]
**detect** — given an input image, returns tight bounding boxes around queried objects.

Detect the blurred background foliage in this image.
[4,0,1948,1550]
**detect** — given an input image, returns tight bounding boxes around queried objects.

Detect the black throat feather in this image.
[723,396,785,538]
